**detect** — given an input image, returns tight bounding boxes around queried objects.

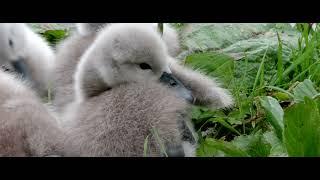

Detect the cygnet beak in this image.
[10,57,31,80]
[159,72,194,103]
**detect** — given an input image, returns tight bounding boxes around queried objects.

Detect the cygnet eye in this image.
[139,63,152,70]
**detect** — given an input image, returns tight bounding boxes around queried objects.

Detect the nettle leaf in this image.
[292,79,318,103]
[191,106,215,125]
[259,96,284,141]
[197,139,220,157]
[197,138,249,157]
[283,97,320,156]
[232,130,272,157]
[191,106,203,120]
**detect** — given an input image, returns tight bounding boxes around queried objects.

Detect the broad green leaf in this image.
[277,32,284,83]
[180,23,279,52]
[259,96,284,141]
[197,138,249,157]
[292,79,318,103]
[185,52,234,85]
[222,28,298,63]
[191,106,215,125]
[263,131,287,157]
[232,130,271,157]
[283,97,320,156]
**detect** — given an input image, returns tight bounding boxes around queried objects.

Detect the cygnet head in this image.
[93,23,171,82]
[76,23,193,101]
[0,23,27,62]
[0,23,31,79]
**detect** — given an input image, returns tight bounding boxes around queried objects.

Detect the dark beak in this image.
[159,72,194,103]
[10,57,31,80]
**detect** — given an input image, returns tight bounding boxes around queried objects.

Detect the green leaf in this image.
[232,130,272,157]
[263,131,287,156]
[191,106,215,125]
[210,118,241,136]
[226,116,243,125]
[259,96,284,141]
[283,97,320,156]
[41,29,68,45]
[185,52,234,84]
[277,32,284,83]
[274,92,291,101]
[181,23,279,52]
[292,79,318,103]
[197,138,249,157]
[197,139,220,157]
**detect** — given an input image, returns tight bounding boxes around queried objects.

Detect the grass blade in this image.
[274,36,315,85]
[151,127,168,157]
[291,61,320,83]
[252,45,269,93]
[143,135,150,157]
[211,118,241,136]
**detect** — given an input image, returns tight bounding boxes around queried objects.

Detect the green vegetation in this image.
[180,23,320,157]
